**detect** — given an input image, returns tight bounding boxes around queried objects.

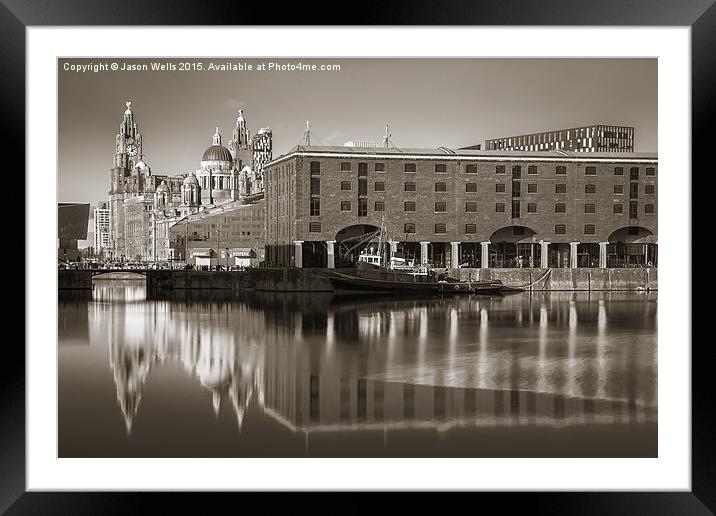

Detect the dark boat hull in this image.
[437,281,507,295]
[328,272,439,294]
[328,271,524,296]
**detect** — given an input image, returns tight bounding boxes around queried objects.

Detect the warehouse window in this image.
[435,202,447,212]
[630,201,638,218]
[512,201,521,218]
[375,162,385,172]
[435,164,447,174]
[341,162,351,172]
[495,203,505,213]
[555,183,567,194]
[466,182,477,192]
[645,203,655,214]
[465,164,478,174]
[584,203,596,214]
[527,183,537,194]
[527,203,537,213]
[556,165,567,175]
[404,223,416,234]
[434,223,447,234]
[496,165,506,175]
[645,185,655,194]
[340,181,351,191]
[554,224,566,235]
[310,177,321,196]
[555,203,566,213]
[374,201,385,212]
[630,167,639,180]
[465,202,478,212]
[496,183,506,193]
[309,222,321,232]
[404,163,416,173]
[584,224,596,235]
[465,224,477,234]
[585,184,596,194]
[435,182,447,192]
[374,181,385,192]
[358,198,368,217]
[528,165,538,175]
[341,201,351,211]
[310,161,321,175]
[310,198,320,216]
[585,166,597,176]
[630,183,639,199]
[512,166,522,179]
[404,201,416,212]
[614,184,624,194]
[614,203,623,214]
[646,167,656,176]
[404,182,416,192]
[614,166,623,176]
[512,181,521,197]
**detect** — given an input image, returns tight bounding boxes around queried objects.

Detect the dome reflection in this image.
[93,283,657,436]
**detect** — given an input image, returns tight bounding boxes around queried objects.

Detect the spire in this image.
[212,390,221,416]
[304,120,311,146]
[229,109,250,160]
[124,100,132,115]
[212,126,221,146]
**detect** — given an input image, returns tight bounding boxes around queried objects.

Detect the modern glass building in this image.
[482,125,635,153]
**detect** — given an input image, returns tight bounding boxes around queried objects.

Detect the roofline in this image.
[167,195,265,229]
[265,148,658,168]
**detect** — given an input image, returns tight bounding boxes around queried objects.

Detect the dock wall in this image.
[446,267,657,291]
[58,267,657,292]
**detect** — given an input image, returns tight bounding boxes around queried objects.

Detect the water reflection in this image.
[59,281,657,455]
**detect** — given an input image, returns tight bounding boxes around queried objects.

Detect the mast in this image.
[378,214,387,267]
[304,120,311,146]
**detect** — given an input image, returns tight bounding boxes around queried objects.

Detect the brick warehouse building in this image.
[263,146,657,269]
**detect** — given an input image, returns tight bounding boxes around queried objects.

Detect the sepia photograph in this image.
[56,57,659,459]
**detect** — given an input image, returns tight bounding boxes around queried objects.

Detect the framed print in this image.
[7,0,711,512]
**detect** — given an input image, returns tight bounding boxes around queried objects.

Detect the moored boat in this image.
[436,279,507,295]
[328,270,440,295]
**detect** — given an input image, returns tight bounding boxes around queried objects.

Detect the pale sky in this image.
[58,58,657,204]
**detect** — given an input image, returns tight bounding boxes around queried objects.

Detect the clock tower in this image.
[228,109,252,170]
[114,101,143,169]
[109,101,145,259]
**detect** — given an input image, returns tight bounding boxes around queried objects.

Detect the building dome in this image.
[202,126,233,162]
[183,172,199,186]
[202,144,233,162]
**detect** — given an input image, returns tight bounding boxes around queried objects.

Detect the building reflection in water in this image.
[84,282,657,438]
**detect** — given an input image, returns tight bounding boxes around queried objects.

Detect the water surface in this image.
[59,280,657,457]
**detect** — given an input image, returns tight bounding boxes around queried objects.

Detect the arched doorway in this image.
[335,224,382,267]
[489,226,538,268]
[608,226,657,267]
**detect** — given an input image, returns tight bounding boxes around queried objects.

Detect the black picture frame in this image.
[7,0,709,512]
